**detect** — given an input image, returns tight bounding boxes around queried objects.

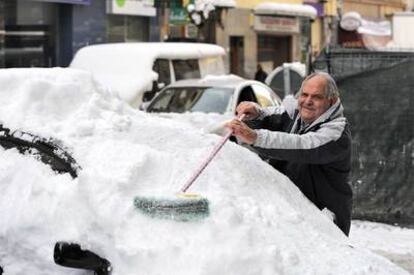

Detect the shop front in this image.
[253,3,316,75]
[216,2,315,79]
[106,0,156,42]
[0,0,92,68]
[167,1,198,41]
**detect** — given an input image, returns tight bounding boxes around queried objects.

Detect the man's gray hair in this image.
[300,72,339,99]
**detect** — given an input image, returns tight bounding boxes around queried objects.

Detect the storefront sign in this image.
[108,0,156,17]
[254,15,299,33]
[169,7,190,25]
[31,0,91,4]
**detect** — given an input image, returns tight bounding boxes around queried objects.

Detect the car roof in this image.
[165,75,250,89]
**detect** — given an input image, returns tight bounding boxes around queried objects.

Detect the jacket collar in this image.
[291,98,344,134]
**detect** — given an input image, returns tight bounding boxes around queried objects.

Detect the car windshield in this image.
[148,86,233,114]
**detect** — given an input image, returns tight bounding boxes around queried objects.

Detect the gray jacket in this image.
[249,96,353,235]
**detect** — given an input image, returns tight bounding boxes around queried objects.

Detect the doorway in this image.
[257,35,291,73]
[230,36,244,77]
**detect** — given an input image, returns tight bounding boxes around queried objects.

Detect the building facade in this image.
[1,0,407,76]
[342,0,405,18]
[0,0,157,68]
[200,0,316,78]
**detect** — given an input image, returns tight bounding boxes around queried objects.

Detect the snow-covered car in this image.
[70,42,226,107]
[0,68,408,275]
[145,75,282,135]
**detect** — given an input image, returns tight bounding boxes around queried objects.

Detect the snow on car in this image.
[0,68,409,275]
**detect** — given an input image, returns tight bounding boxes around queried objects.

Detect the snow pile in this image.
[0,68,409,274]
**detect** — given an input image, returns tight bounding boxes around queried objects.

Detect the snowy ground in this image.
[350,220,414,274]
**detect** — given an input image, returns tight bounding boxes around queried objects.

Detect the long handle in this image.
[180,114,245,193]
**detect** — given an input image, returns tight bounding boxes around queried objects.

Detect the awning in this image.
[254,2,317,19]
[340,12,391,36]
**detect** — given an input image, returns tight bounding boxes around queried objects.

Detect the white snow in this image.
[340,11,391,36]
[254,2,317,19]
[193,0,236,19]
[350,221,414,255]
[350,221,414,273]
[0,68,410,274]
[208,0,236,8]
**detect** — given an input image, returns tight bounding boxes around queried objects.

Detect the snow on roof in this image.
[70,42,225,107]
[197,0,236,8]
[212,0,236,8]
[193,0,236,19]
[254,2,317,19]
[340,12,391,36]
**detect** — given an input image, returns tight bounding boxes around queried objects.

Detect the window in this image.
[153,59,171,86]
[107,15,149,42]
[172,59,200,80]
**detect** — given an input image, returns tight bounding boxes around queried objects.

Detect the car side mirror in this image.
[54,242,112,275]
[139,101,151,111]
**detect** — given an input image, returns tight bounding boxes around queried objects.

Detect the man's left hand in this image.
[225,119,257,145]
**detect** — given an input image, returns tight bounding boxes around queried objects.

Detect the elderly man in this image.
[226,72,353,235]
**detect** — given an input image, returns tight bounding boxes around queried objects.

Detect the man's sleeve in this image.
[246,95,297,129]
[253,118,350,164]
[257,95,297,119]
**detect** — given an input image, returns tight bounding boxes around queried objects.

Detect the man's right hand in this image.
[236,101,261,120]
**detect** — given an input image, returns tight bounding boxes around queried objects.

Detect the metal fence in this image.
[315,48,414,226]
[313,47,414,81]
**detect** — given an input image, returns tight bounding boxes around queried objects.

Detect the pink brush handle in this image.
[181,114,245,193]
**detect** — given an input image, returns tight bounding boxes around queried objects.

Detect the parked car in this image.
[0,68,404,275]
[145,75,282,135]
[70,42,226,107]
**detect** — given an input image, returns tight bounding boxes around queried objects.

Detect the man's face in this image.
[298,76,334,124]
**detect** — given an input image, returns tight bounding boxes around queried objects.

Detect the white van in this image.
[70,42,226,107]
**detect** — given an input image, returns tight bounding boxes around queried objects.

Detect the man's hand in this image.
[226,119,257,145]
[236,101,260,120]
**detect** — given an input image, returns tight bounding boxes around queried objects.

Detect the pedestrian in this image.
[254,64,268,83]
[226,72,353,235]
